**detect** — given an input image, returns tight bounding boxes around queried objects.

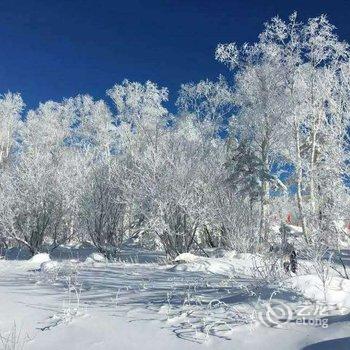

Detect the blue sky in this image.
[1,0,350,111]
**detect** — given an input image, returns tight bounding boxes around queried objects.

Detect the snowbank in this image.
[171,251,259,277]
[25,253,51,270]
[172,257,236,275]
[29,253,51,264]
[40,260,60,274]
[85,252,107,264]
[174,253,200,263]
[289,274,350,309]
[40,259,80,276]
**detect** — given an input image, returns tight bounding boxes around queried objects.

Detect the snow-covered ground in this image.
[0,247,350,349]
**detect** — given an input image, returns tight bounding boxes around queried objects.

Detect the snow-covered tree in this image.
[216,26,289,241]
[0,100,73,254]
[176,76,234,136]
[0,93,24,166]
[217,12,350,244]
[1,13,349,256]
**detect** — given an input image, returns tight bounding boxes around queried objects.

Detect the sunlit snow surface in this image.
[0,248,350,349]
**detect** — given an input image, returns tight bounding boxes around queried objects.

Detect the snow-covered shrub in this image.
[251,253,287,285]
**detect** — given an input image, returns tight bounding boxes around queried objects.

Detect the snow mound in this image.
[40,260,60,274]
[85,252,106,264]
[174,258,236,276]
[39,260,80,277]
[174,252,200,263]
[289,274,350,309]
[29,253,51,264]
[171,252,257,277]
[25,253,51,270]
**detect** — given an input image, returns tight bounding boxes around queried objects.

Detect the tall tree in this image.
[0,93,24,166]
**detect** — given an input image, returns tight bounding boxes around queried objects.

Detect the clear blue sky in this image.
[1,0,350,111]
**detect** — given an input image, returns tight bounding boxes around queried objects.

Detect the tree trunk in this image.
[309,110,322,231]
[259,140,270,242]
[294,122,308,243]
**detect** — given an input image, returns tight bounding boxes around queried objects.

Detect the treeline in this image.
[0,13,349,256]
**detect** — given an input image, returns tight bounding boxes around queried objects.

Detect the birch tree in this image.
[176,76,234,136]
[216,13,350,243]
[0,93,24,166]
[216,32,289,241]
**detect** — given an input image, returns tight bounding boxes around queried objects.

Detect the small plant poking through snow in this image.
[0,322,30,350]
[37,262,84,331]
[62,275,83,321]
